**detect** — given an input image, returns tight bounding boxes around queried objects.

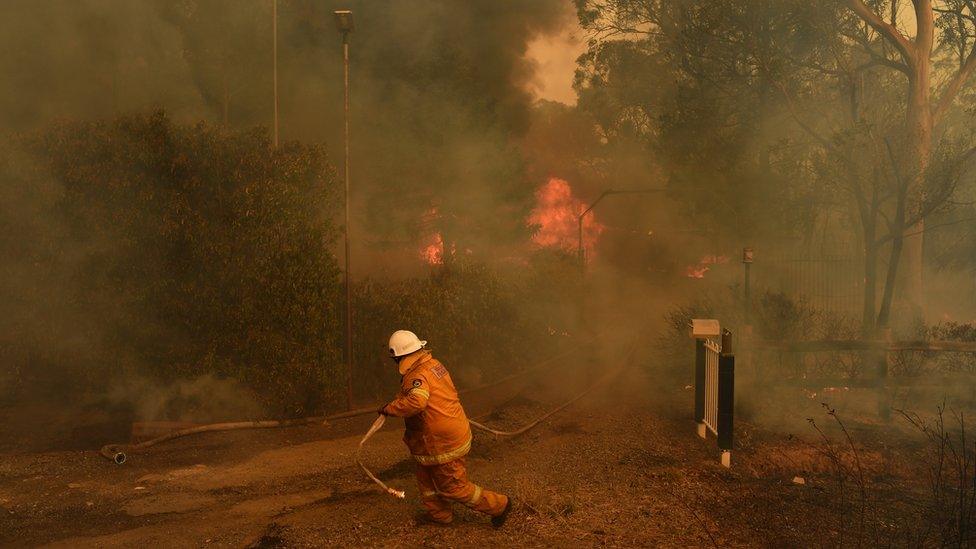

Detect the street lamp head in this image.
[742,247,754,264]
[333,10,354,33]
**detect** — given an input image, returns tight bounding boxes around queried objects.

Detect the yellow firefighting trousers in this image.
[415,457,508,523]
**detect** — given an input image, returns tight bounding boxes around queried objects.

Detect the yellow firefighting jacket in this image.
[381,350,472,465]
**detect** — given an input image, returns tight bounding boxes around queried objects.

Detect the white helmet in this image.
[388,330,427,358]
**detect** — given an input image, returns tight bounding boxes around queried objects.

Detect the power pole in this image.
[334,10,355,410]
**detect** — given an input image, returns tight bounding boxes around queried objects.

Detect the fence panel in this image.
[704,339,720,436]
[753,253,863,316]
[693,325,734,467]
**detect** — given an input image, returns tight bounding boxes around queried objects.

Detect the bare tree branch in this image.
[845,0,917,65]
[843,25,912,75]
[933,6,976,25]
[934,46,976,123]
[858,55,913,75]
[904,215,976,237]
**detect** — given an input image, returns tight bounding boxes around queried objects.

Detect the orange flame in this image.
[418,207,451,265]
[685,255,729,279]
[528,177,604,254]
[421,233,444,265]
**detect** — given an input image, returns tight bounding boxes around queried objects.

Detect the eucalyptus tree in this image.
[574,0,832,247]
[839,0,976,317]
[574,0,975,332]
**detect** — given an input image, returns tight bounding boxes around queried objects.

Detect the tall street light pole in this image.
[334,9,354,410]
[577,188,667,272]
[273,0,279,148]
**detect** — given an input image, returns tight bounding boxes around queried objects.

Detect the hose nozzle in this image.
[100,445,127,465]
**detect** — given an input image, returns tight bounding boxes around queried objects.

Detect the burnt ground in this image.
[0,345,939,548]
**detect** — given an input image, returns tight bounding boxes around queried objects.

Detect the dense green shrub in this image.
[1,111,343,415]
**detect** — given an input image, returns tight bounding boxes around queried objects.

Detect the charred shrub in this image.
[659,289,859,381]
[898,406,976,546]
[888,321,976,382]
[753,291,818,342]
[808,404,976,546]
[926,321,976,374]
[659,296,716,378]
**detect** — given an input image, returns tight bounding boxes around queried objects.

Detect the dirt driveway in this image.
[0,347,925,548]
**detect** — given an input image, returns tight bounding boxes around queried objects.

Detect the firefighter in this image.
[378,330,512,527]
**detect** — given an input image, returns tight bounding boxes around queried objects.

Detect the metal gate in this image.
[702,338,721,435]
[753,253,863,316]
[692,321,735,467]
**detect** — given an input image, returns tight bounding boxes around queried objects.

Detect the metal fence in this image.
[692,324,735,467]
[752,253,863,316]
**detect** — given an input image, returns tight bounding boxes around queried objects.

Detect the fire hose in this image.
[99,417,324,465]
[356,415,406,499]
[100,335,602,464]
[356,339,636,498]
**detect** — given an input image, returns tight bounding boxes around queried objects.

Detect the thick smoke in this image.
[0,0,572,267]
[0,0,207,129]
[0,1,579,449]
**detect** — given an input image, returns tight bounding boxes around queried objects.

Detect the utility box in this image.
[689,319,721,339]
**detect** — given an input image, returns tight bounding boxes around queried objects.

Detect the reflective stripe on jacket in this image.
[382,350,472,465]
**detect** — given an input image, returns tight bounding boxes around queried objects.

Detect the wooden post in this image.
[877,328,892,421]
[718,335,735,468]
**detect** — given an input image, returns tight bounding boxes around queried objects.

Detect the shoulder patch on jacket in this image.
[431,364,448,379]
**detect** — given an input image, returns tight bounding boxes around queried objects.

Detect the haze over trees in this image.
[1,0,975,432]
[574,0,976,332]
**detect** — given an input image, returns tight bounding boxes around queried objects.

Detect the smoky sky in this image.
[0,0,573,256]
